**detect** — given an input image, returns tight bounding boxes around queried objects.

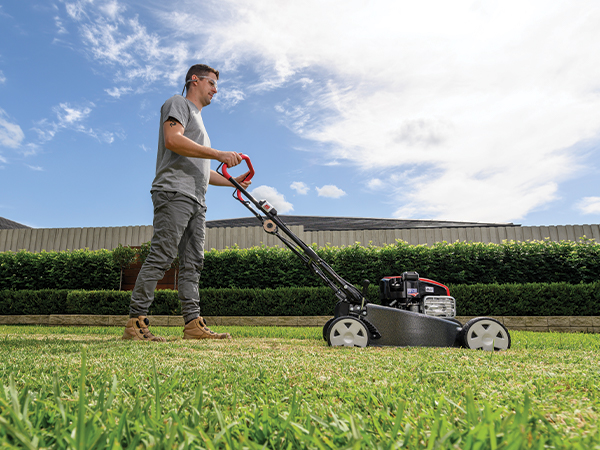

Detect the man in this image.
[122,64,251,342]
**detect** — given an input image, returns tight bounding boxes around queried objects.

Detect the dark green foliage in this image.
[450,281,600,316]
[200,246,323,289]
[0,289,70,315]
[1,282,599,316]
[198,287,339,316]
[0,249,119,290]
[112,244,138,290]
[60,287,339,316]
[200,239,600,289]
[62,290,183,316]
[111,244,138,269]
[2,239,600,293]
[65,291,131,315]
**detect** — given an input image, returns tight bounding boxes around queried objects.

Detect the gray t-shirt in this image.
[151,95,211,205]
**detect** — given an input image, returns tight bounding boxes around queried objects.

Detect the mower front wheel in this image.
[460,317,511,351]
[322,317,335,341]
[327,316,370,348]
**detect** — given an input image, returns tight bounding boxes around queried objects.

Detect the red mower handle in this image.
[221,154,254,201]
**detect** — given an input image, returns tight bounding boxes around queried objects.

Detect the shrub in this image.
[2,239,600,292]
[0,249,119,290]
[1,282,599,317]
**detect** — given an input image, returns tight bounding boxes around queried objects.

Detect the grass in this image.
[0,325,599,449]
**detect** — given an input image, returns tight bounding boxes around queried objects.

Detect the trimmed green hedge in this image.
[0,290,72,315]
[0,288,339,317]
[1,239,600,291]
[0,249,118,290]
[450,282,600,317]
[1,282,599,316]
[200,239,600,288]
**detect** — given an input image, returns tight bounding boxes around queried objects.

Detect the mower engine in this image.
[379,271,456,318]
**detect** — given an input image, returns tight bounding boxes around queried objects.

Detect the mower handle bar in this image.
[221,154,254,202]
[221,154,364,305]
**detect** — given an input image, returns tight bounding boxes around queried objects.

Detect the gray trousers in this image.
[129,191,207,323]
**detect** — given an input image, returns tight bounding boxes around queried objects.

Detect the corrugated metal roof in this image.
[206,215,516,232]
[0,217,31,230]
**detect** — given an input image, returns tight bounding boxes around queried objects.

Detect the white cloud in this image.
[33,102,92,142]
[20,143,40,157]
[54,15,68,34]
[215,88,246,108]
[63,3,190,87]
[249,185,293,213]
[56,102,92,124]
[316,185,346,199]
[105,86,132,98]
[274,102,311,134]
[32,119,56,142]
[26,165,44,171]
[367,179,384,190]
[0,108,25,149]
[64,0,93,21]
[57,0,600,222]
[98,0,124,20]
[32,102,113,144]
[576,197,600,215]
[146,0,600,222]
[290,181,309,195]
[0,70,5,84]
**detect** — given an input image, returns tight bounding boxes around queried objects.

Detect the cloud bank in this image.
[155,0,600,222]
[58,0,600,222]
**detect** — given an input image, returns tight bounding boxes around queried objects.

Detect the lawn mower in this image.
[218,155,511,351]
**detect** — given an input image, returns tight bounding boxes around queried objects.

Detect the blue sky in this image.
[1,0,600,229]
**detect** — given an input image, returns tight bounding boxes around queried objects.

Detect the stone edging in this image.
[0,315,599,333]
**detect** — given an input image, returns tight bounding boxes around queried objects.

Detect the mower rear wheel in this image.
[460,317,511,351]
[322,317,335,341]
[327,316,370,348]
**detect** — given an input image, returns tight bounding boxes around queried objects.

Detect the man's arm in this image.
[209,170,252,188]
[163,118,242,167]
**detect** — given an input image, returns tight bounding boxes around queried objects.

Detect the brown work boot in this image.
[122,316,167,342]
[183,317,232,340]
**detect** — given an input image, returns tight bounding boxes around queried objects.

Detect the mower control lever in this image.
[221,154,255,202]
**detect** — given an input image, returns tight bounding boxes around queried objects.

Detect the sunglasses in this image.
[182,76,218,95]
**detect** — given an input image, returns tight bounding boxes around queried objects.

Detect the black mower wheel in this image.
[322,317,335,341]
[460,317,511,351]
[327,316,370,348]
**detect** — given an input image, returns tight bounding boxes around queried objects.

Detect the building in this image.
[0,215,598,253]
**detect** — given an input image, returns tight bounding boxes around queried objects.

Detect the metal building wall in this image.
[1,224,599,252]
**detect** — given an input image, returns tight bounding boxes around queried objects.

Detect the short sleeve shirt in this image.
[151,95,211,206]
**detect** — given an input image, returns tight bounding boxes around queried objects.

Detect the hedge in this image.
[198,239,600,288]
[1,282,599,317]
[0,249,118,290]
[1,239,600,291]
[0,288,339,317]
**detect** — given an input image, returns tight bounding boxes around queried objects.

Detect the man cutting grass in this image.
[123,64,251,342]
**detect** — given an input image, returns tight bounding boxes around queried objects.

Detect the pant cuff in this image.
[183,313,200,325]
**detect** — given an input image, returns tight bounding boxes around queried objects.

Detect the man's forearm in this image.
[209,170,231,186]
[165,132,219,159]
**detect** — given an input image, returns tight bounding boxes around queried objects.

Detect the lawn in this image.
[0,325,599,449]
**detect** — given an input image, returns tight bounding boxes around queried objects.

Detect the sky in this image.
[1,0,600,229]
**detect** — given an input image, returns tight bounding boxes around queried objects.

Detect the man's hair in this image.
[182,64,219,94]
